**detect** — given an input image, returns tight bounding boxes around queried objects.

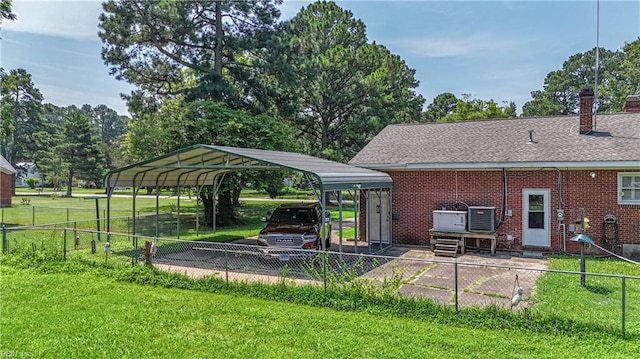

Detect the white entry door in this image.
[522,189,550,247]
[367,190,390,244]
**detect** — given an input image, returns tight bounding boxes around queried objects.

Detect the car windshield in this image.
[269,208,317,225]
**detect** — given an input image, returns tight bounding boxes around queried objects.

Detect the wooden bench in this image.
[429,230,497,255]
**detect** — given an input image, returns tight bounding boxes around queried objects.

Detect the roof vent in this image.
[528,130,537,144]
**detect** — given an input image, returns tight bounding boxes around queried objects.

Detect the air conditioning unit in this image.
[433,210,467,232]
[468,206,496,232]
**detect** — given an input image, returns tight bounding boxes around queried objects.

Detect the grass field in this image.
[1,260,637,359]
[3,194,638,357]
[533,256,640,336]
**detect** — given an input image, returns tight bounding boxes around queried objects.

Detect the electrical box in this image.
[468,206,496,232]
[433,210,467,232]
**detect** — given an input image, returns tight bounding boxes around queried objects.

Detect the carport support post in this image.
[353,189,359,254]
[132,181,139,264]
[212,176,218,233]
[195,185,201,236]
[155,185,160,238]
[338,191,343,253]
[377,188,383,252]
[321,190,326,250]
[176,184,180,239]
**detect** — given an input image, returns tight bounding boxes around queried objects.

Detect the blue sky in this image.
[1,1,639,116]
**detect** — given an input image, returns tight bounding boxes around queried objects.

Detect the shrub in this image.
[25,177,39,189]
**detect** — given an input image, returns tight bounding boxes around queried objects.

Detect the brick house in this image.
[350,91,640,258]
[0,155,16,207]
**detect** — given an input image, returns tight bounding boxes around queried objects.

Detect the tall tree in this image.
[437,94,516,122]
[43,106,105,196]
[184,100,296,225]
[81,104,129,170]
[122,95,188,163]
[279,1,424,161]
[0,0,16,25]
[99,0,282,108]
[0,68,45,173]
[603,37,640,111]
[522,47,622,116]
[424,92,458,122]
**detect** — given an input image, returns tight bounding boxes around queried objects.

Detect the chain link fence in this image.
[2,225,638,336]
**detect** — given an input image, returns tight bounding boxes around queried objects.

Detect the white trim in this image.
[618,172,640,205]
[354,161,640,171]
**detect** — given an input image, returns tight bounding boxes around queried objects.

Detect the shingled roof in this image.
[0,155,16,174]
[349,113,640,170]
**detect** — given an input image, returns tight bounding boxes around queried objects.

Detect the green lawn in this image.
[4,195,637,357]
[532,256,640,336]
[1,263,637,359]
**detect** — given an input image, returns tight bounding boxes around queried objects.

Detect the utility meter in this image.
[556,208,564,221]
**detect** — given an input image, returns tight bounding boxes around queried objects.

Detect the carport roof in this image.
[105,144,392,191]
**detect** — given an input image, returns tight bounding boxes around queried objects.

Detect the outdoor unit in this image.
[433,210,467,232]
[468,206,496,232]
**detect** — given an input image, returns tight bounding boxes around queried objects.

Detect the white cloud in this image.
[4,0,103,40]
[396,33,518,58]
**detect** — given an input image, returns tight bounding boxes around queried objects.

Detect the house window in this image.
[618,173,640,205]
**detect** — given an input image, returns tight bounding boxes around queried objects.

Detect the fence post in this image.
[323,252,328,293]
[454,261,459,313]
[224,246,229,283]
[63,228,67,260]
[66,208,70,227]
[2,225,6,254]
[32,206,35,226]
[621,277,626,337]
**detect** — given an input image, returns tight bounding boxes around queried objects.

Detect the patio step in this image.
[434,238,459,257]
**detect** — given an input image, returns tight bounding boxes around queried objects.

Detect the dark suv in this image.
[257,202,331,260]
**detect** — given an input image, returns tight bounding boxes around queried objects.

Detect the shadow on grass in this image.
[586,284,613,295]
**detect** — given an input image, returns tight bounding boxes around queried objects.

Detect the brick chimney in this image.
[579,88,594,134]
[622,95,640,113]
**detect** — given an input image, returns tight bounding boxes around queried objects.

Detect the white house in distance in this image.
[15,162,42,188]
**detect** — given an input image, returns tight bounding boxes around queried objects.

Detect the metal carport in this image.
[104,144,393,254]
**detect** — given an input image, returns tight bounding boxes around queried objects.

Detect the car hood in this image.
[260,223,318,235]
